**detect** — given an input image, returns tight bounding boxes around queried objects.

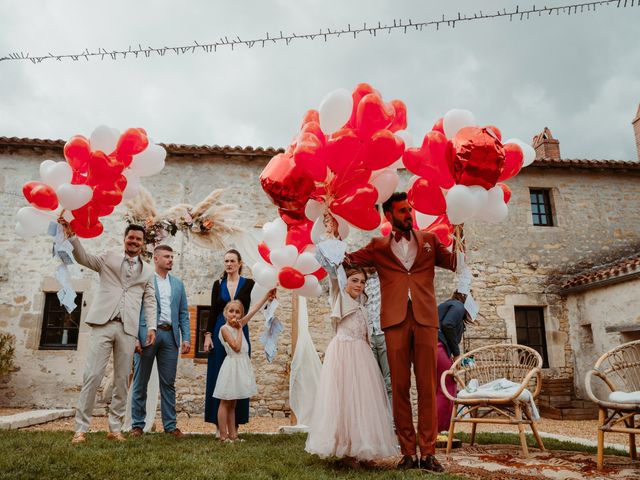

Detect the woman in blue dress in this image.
[203,249,254,429]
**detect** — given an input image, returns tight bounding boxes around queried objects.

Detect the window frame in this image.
[529,188,554,227]
[39,291,83,350]
[514,306,549,368]
[195,305,211,359]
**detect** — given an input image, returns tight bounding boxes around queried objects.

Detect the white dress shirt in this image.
[390,233,418,301]
[155,273,172,326]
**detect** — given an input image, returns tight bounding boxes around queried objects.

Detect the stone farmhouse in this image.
[1,106,639,420]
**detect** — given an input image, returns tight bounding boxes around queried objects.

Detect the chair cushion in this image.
[457,378,540,420]
[608,390,640,404]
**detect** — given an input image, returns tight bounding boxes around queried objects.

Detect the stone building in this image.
[1,106,639,420]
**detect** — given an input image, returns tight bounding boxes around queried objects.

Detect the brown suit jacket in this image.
[346,230,456,329]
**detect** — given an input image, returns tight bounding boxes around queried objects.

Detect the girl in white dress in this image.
[305,266,398,467]
[213,289,274,442]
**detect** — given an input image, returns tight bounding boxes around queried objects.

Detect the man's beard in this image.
[393,219,413,232]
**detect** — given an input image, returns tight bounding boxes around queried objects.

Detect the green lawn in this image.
[0,431,626,480]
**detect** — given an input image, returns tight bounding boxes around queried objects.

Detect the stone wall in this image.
[1,143,640,414]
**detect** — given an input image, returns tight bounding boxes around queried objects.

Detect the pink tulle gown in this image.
[305,290,398,461]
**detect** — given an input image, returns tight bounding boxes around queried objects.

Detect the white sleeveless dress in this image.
[213,325,257,400]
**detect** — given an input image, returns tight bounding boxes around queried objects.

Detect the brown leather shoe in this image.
[420,454,445,473]
[106,432,126,442]
[71,432,87,444]
[397,455,419,469]
[130,427,143,437]
[166,428,184,438]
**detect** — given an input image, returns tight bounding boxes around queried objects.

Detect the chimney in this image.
[633,104,640,161]
[532,127,560,160]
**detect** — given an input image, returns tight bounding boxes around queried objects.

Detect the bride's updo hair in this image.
[344,265,368,282]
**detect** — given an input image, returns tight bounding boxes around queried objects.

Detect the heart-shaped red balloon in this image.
[380,220,392,236]
[285,220,313,252]
[359,129,404,171]
[293,131,327,182]
[497,183,512,204]
[116,128,149,157]
[87,151,125,186]
[424,215,453,247]
[260,153,315,210]
[278,266,306,289]
[64,136,92,173]
[407,178,447,216]
[22,181,59,210]
[388,100,407,133]
[451,126,505,190]
[328,169,371,200]
[355,93,395,139]
[486,125,502,142]
[257,241,272,264]
[70,219,104,238]
[311,266,327,281]
[498,143,524,182]
[431,118,445,135]
[329,184,380,230]
[72,202,100,227]
[325,128,362,175]
[345,83,378,128]
[403,131,454,188]
[92,184,124,206]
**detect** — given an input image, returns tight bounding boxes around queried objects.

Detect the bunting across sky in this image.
[1,0,638,65]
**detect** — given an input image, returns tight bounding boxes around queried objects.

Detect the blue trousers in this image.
[131,328,179,432]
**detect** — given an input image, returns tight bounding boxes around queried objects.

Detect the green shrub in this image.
[0,332,15,378]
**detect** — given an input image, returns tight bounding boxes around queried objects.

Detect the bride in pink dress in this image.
[305,265,398,466]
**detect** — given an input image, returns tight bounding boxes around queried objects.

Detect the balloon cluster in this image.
[16,126,166,238]
[380,211,454,248]
[257,83,409,295]
[403,109,534,225]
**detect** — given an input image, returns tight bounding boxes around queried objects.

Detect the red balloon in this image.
[71,170,88,185]
[96,204,115,216]
[293,131,327,182]
[328,169,371,200]
[260,153,316,210]
[311,266,328,281]
[431,118,445,135]
[498,143,524,182]
[285,220,313,252]
[355,93,395,139]
[93,184,124,206]
[116,128,149,157]
[301,109,320,125]
[345,83,378,128]
[380,221,392,236]
[329,184,380,230]
[87,151,125,186]
[22,181,59,210]
[497,183,512,204]
[451,126,505,190]
[486,125,502,142]
[402,131,454,189]
[70,219,104,238]
[278,266,306,289]
[359,129,404,171]
[407,178,447,216]
[426,221,453,248]
[325,128,362,175]
[388,100,407,133]
[64,136,92,173]
[72,203,100,227]
[257,241,272,264]
[114,174,128,192]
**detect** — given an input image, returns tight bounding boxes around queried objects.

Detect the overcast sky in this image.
[1,0,639,160]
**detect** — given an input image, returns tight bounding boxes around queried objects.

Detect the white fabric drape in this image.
[123,360,159,432]
[289,296,322,426]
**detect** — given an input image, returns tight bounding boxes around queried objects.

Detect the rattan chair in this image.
[585,339,640,470]
[441,343,545,457]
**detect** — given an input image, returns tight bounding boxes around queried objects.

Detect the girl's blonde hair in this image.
[223,300,245,318]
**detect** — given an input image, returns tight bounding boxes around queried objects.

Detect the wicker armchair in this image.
[585,339,640,470]
[441,343,545,457]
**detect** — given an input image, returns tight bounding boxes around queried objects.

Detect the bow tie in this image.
[393,230,411,242]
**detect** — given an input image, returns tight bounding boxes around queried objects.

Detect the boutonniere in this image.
[423,243,433,253]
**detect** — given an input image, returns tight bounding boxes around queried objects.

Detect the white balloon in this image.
[262,218,287,250]
[269,245,299,270]
[476,188,509,224]
[15,222,31,238]
[333,214,350,240]
[295,275,322,298]
[304,199,325,221]
[40,161,72,189]
[62,209,75,222]
[310,217,325,244]
[254,263,278,289]
[122,171,141,200]
[90,125,119,154]
[129,144,167,177]
[390,158,404,170]
[504,138,536,167]
[56,183,93,210]
[395,130,414,149]
[250,282,270,306]
[443,109,475,139]
[294,251,321,275]
[15,207,57,236]
[318,88,353,134]
[370,169,399,204]
[468,185,489,212]
[415,211,438,230]
[445,185,477,225]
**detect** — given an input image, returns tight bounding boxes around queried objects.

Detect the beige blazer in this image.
[71,237,157,337]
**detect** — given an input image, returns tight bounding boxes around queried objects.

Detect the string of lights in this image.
[1,0,637,64]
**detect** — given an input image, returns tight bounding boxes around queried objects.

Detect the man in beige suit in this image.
[59,221,157,444]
